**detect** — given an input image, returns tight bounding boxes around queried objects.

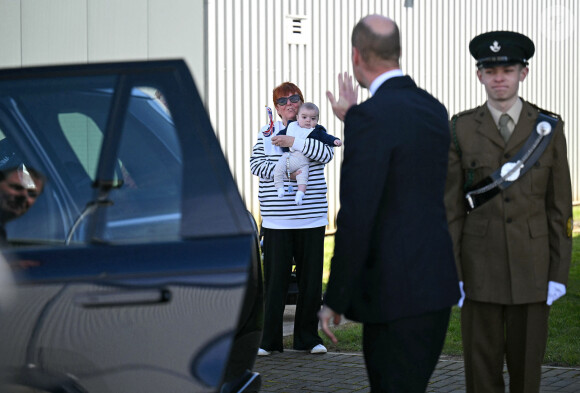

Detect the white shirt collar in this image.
[369,69,404,96]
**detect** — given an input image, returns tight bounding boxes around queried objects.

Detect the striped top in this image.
[250,121,334,229]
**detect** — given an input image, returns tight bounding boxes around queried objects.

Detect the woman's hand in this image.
[271,135,295,148]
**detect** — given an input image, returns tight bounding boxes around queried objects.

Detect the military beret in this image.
[469,31,535,68]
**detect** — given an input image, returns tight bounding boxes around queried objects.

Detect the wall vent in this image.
[285,15,308,45]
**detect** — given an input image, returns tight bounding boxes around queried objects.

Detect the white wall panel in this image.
[148,0,205,91]
[21,0,87,66]
[87,0,148,61]
[0,0,22,67]
[207,0,579,232]
[0,0,206,82]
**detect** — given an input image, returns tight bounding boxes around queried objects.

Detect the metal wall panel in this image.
[87,0,148,61]
[148,0,206,90]
[0,0,206,90]
[0,0,22,67]
[21,0,88,65]
[206,0,579,232]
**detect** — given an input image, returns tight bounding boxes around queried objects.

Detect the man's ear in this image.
[352,47,361,67]
[476,69,483,84]
[519,66,529,82]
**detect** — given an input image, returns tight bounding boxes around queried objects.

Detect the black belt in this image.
[464,112,559,212]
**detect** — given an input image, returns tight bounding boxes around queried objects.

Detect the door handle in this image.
[75,288,171,308]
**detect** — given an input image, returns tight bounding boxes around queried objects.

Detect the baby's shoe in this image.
[295,191,305,205]
[277,187,285,198]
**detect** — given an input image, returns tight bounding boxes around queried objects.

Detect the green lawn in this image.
[293,213,580,366]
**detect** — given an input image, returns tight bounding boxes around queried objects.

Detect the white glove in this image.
[458,281,465,308]
[547,281,566,306]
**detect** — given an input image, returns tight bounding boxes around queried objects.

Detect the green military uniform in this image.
[446,101,572,303]
[445,31,573,393]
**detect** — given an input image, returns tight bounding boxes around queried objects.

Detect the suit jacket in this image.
[444,101,572,304]
[325,75,460,323]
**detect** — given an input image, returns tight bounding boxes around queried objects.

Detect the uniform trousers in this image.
[362,307,451,392]
[461,299,550,393]
[260,226,325,351]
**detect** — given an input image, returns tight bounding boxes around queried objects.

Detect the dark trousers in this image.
[260,226,325,351]
[362,307,451,392]
[461,300,550,393]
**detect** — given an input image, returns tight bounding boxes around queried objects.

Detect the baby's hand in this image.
[334,140,343,147]
[290,170,302,180]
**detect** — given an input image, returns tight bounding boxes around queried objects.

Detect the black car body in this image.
[0,60,263,392]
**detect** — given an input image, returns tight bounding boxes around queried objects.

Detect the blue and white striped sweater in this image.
[250,121,334,227]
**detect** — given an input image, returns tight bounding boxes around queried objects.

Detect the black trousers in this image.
[260,226,325,351]
[363,307,451,392]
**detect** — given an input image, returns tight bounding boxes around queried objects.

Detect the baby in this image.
[274,102,342,205]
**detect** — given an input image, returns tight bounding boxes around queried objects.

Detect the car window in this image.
[0,77,182,246]
[58,112,102,180]
[99,87,182,243]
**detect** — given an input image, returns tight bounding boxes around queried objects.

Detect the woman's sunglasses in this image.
[276,94,301,106]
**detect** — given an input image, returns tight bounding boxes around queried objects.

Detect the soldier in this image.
[445,31,573,393]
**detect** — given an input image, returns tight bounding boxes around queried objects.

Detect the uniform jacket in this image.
[324,75,460,323]
[444,100,572,305]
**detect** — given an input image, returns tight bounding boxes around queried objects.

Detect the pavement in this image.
[254,305,580,392]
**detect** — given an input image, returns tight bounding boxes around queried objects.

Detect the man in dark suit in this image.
[319,14,460,392]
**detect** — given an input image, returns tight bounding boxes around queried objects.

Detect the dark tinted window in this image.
[0,77,182,245]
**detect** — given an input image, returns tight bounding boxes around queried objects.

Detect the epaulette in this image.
[527,102,562,120]
[452,107,479,120]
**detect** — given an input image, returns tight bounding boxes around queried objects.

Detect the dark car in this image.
[0,60,263,392]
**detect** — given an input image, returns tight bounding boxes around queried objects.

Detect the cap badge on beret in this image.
[490,41,501,53]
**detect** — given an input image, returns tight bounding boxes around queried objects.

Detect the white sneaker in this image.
[310,344,327,354]
[257,348,271,356]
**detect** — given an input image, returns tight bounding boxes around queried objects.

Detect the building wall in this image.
[0,1,577,233]
[206,0,579,232]
[0,0,206,91]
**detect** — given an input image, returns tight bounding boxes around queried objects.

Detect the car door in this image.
[0,60,260,393]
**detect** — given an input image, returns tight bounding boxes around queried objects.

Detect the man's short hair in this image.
[0,166,45,186]
[352,19,401,63]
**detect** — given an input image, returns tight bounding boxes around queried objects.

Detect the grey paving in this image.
[255,305,580,392]
[255,351,580,392]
